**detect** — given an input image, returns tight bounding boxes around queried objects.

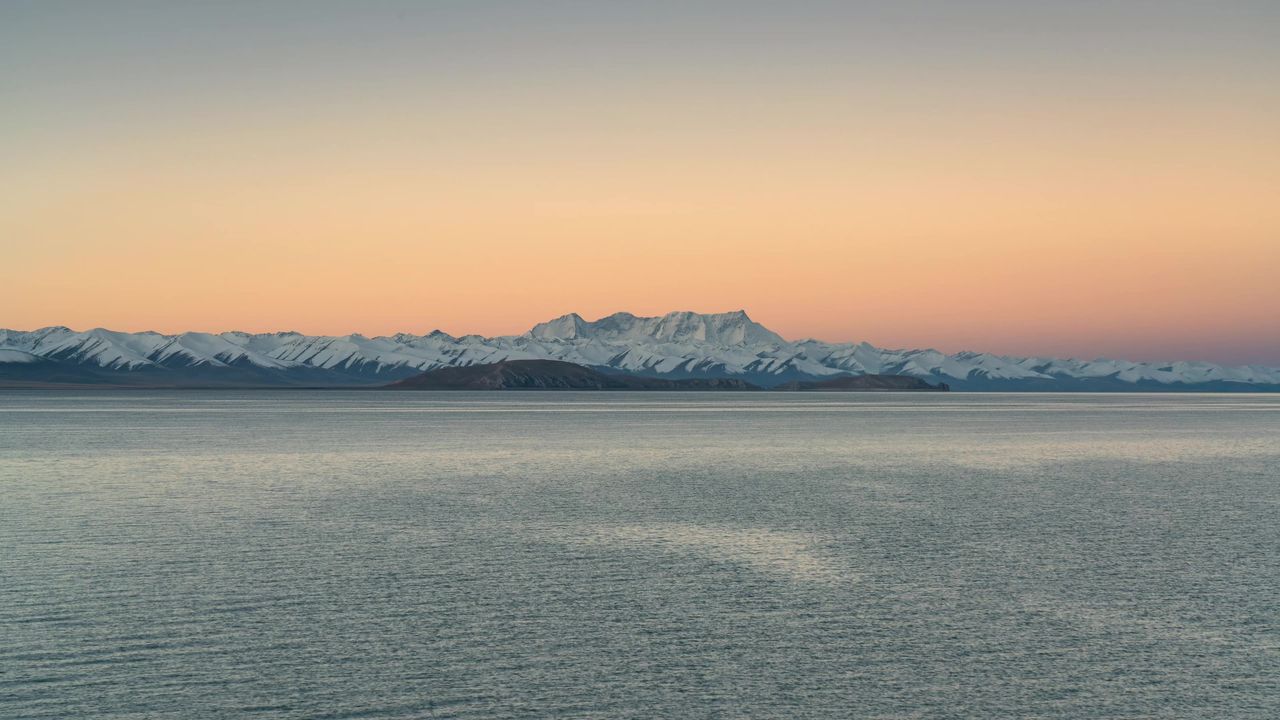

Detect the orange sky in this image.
[3,3,1278,363]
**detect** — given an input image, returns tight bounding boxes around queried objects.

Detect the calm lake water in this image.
[2,391,1278,718]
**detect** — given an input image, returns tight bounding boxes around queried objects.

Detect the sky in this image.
[2,1,1278,364]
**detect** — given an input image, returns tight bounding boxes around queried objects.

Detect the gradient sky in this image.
[3,1,1278,363]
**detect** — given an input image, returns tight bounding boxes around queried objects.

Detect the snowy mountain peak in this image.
[528,313,589,340]
[651,309,783,346]
[526,310,785,347]
[3,313,1279,390]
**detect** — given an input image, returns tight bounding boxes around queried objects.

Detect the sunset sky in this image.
[3,1,1278,363]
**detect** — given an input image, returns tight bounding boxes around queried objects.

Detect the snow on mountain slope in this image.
[255,331,536,375]
[12,327,169,370]
[3,310,1278,388]
[0,349,41,364]
[0,327,299,370]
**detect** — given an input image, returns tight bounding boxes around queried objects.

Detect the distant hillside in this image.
[5,311,1278,390]
[775,375,949,391]
[386,360,759,390]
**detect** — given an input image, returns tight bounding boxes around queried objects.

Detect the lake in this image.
[2,391,1278,718]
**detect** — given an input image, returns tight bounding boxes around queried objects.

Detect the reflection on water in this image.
[1,391,1278,718]
[551,523,848,584]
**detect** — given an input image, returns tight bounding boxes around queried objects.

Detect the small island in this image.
[384,360,948,391]
[385,359,759,390]
[774,375,950,391]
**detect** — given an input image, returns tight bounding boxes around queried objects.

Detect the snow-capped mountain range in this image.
[2,310,1277,390]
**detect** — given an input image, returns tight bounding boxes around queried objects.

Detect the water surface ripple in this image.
[1,391,1278,718]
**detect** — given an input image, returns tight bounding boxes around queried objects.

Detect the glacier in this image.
[1,310,1278,390]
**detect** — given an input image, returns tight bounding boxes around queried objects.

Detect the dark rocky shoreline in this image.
[386,359,948,391]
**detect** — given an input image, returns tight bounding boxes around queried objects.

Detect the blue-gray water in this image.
[2,391,1278,719]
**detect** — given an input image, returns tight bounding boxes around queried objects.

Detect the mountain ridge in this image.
[3,310,1278,390]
